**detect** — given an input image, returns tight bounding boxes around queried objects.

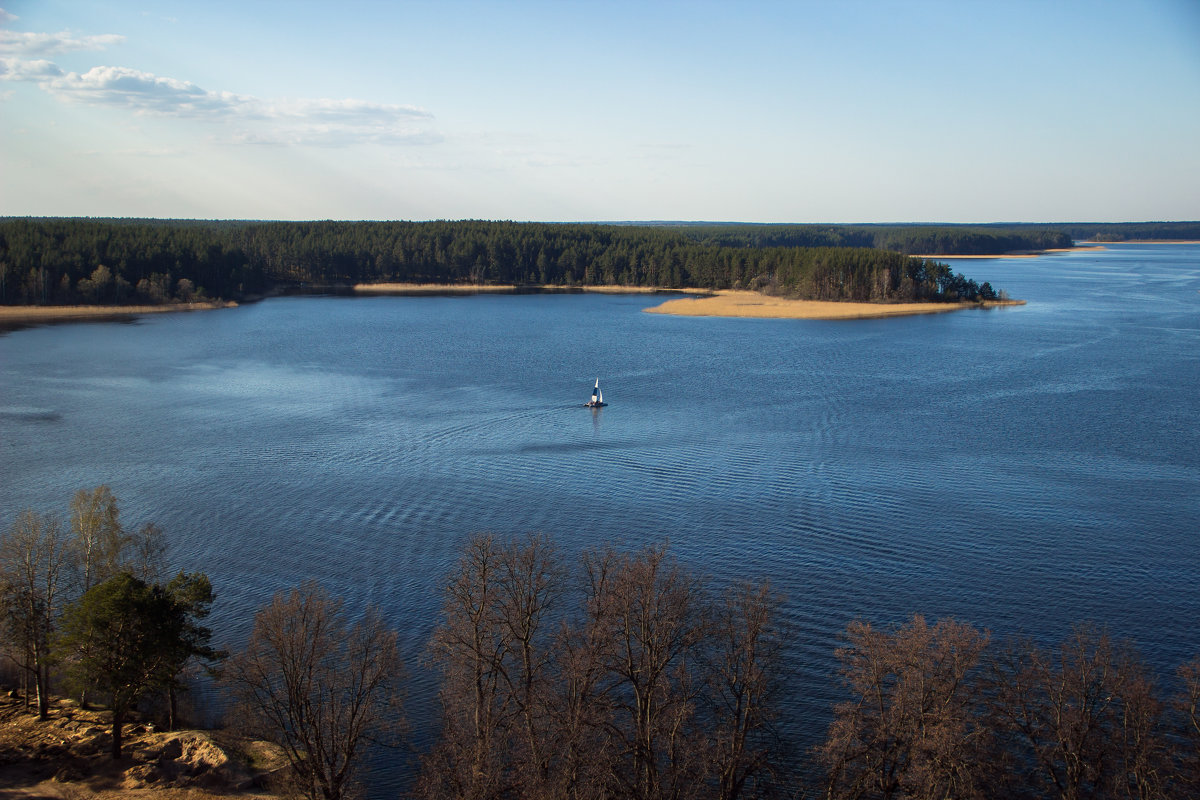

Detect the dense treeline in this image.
[4,494,1200,800]
[1055,221,1200,242]
[0,218,1031,306]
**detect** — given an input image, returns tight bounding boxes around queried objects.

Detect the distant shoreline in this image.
[643,290,1025,320]
[352,282,704,296]
[0,286,1025,332]
[1079,239,1200,245]
[911,246,1107,259]
[0,301,237,332]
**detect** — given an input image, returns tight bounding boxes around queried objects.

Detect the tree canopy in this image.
[0,218,1063,306]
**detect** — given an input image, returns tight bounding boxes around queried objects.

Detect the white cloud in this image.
[1,47,438,146]
[43,65,250,116]
[0,29,124,56]
[0,15,438,146]
[0,56,63,80]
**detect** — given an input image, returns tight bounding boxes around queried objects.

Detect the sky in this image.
[2,0,1199,223]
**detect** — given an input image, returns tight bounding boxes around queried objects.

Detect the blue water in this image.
[2,243,1198,790]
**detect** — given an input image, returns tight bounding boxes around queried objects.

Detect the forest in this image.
[0,218,1077,307]
[3,488,1200,800]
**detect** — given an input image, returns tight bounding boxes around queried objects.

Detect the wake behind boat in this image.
[585,378,607,408]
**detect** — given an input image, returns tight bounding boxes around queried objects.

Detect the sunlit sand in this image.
[910,246,1107,259]
[353,282,695,295]
[0,301,236,330]
[643,290,1024,320]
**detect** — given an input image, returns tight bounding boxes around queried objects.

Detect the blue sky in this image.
[2,0,1198,222]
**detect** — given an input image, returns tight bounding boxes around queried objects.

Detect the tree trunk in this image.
[111,708,124,760]
[35,663,49,720]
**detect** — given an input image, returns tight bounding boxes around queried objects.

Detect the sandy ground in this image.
[643,290,1024,320]
[0,302,236,332]
[352,282,702,295]
[910,246,1107,259]
[0,694,285,799]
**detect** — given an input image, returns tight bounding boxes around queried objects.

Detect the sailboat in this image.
[585,378,606,408]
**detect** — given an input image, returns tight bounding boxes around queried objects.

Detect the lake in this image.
[2,242,1198,791]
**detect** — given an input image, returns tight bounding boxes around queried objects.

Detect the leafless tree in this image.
[707,580,788,800]
[69,485,124,593]
[819,615,991,800]
[987,624,1170,800]
[124,521,169,583]
[419,533,564,800]
[494,533,564,795]
[223,581,405,800]
[420,534,514,800]
[1173,657,1200,794]
[421,538,790,800]
[0,510,71,719]
[592,543,711,800]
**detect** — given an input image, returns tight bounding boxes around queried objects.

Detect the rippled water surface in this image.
[2,243,1199,791]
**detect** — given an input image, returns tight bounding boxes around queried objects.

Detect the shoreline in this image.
[0,301,237,332]
[643,290,1025,320]
[910,246,1107,259]
[352,282,705,296]
[1080,239,1200,245]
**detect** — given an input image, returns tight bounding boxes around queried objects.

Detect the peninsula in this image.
[644,291,1025,320]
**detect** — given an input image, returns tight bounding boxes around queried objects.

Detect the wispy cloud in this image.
[0,12,437,146]
[0,28,124,56]
[40,65,250,115]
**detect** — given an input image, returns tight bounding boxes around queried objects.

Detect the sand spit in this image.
[910,246,1107,259]
[0,302,237,332]
[643,290,1024,320]
[352,282,704,296]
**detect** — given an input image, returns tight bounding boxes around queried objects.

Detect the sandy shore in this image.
[910,246,1106,259]
[643,290,1024,320]
[0,301,236,331]
[353,282,704,295]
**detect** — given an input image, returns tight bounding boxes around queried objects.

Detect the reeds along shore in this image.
[0,301,236,332]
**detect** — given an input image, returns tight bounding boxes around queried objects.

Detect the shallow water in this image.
[2,243,1198,792]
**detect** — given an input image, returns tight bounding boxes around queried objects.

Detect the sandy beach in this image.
[353,282,703,295]
[643,290,1024,320]
[910,246,1107,259]
[0,301,236,332]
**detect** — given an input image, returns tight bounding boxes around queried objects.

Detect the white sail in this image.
[588,378,605,407]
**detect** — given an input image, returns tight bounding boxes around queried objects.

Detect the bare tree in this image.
[494,534,563,795]
[224,581,405,800]
[420,534,512,800]
[1177,658,1200,793]
[593,543,710,800]
[819,615,991,800]
[987,624,1169,800]
[124,521,169,583]
[69,485,124,593]
[0,510,71,719]
[707,581,788,800]
[419,533,564,800]
[421,538,789,800]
